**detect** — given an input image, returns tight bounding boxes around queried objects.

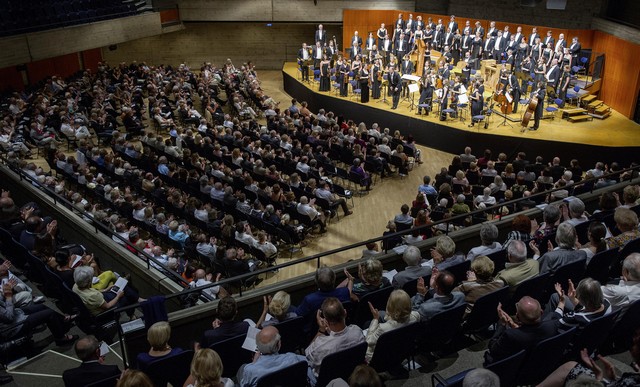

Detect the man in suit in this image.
[315,24,327,47]
[514,26,524,44]
[530,82,546,130]
[443,28,455,49]
[297,43,311,81]
[507,69,521,113]
[535,223,587,274]
[474,21,485,39]
[502,25,512,42]
[462,20,472,36]
[365,32,376,55]
[529,27,540,48]
[544,30,555,49]
[555,33,566,53]
[483,35,495,60]
[395,13,405,31]
[394,33,408,64]
[400,55,414,97]
[493,31,506,61]
[405,13,415,34]
[411,269,465,322]
[483,296,559,365]
[351,31,362,60]
[381,36,393,64]
[487,21,498,38]
[545,58,560,89]
[433,25,443,51]
[200,296,250,347]
[447,15,458,34]
[313,41,324,69]
[63,335,121,387]
[461,30,472,58]
[389,66,401,109]
[569,37,582,69]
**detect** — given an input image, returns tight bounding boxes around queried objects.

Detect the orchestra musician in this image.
[433,25,444,51]
[493,30,506,61]
[415,15,425,32]
[520,56,533,92]
[417,73,434,115]
[371,57,382,99]
[555,33,566,53]
[451,75,463,118]
[542,43,554,66]
[368,44,379,64]
[401,54,414,97]
[471,31,483,60]
[315,24,327,46]
[474,21,485,39]
[406,13,415,34]
[326,39,338,66]
[365,32,376,56]
[507,70,521,113]
[424,26,434,50]
[452,32,462,64]
[389,66,401,109]
[381,36,393,64]
[515,36,529,71]
[439,80,452,120]
[530,37,542,64]
[483,34,495,60]
[447,15,458,34]
[319,54,331,92]
[487,21,498,38]
[313,41,324,68]
[505,48,515,67]
[413,25,424,46]
[514,26,524,44]
[351,31,363,60]
[359,64,370,103]
[506,35,518,55]
[351,55,362,83]
[461,59,472,86]
[297,42,312,81]
[462,20,472,36]
[336,56,350,97]
[461,29,472,58]
[545,58,560,90]
[427,17,436,32]
[529,27,540,49]
[530,81,546,130]
[443,28,455,51]
[557,64,572,106]
[534,58,546,84]
[569,37,581,69]
[468,79,484,126]
[395,13,405,31]
[376,23,388,48]
[502,25,512,42]
[543,30,555,49]
[395,33,408,63]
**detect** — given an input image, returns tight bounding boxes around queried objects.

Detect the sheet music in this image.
[401,74,421,82]
[382,269,398,283]
[408,83,420,93]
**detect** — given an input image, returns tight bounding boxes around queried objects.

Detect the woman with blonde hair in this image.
[136,321,184,368]
[183,349,234,387]
[364,289,420,361]
[341,259,391,301]
[256,290,298,327]
[117,369,153,387]
[453,255,504,316]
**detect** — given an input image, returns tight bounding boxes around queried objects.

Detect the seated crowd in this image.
[1,59,640,386]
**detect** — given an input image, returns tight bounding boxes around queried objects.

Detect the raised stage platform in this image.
[282,62,640,168]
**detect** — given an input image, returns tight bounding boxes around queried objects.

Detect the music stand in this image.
[407,83,419,111]
[377,77,390,105]
[496,92,514,128]
[401,74,421,104]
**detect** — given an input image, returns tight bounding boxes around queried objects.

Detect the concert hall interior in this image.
[1,1,640,386]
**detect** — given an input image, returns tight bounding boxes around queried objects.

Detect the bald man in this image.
[484,296,558,365]
[63,335,121,387]
[189,269,227,300]
[239,326,315,386]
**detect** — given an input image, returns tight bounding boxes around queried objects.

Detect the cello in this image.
[520,95,538,132]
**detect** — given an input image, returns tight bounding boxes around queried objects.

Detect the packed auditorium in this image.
[0,0,639,386]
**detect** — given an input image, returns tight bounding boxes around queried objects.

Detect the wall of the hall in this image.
[101,22,343,70]
[177,0,415,22]
[416,0,605,29]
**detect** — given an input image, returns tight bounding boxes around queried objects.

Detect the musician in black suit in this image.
[401,55,414,97]
[543,31,555,49]
[462,20,472,36]
[568,37,582,69]
[405,13,415,34]
[483,35,496,60]
[365,32,376,55]
[440,80,452,120]
[461,30,472,58]
[395,33,408,63]
[531,82,546,130]
[395,13,405,31]
[492,31,506,61]
[507,70,521,113]
[474,21,485,39]
[443,28,455,49]
[415,15,425,32]
[529,27,540,49]
[63,335,121,387]
[447,15,458,35]
[417,74,434,115]
[502,25,512,42]
[545,58,560,89]
[389,66,401,109]
[351,31,363,60]
[514,26,524,44]
[557,65,572,105]
[433,25,444,51]
[554,33,566,53]
[376,23,388,48]
[469,80,484,126]
[487,21,498,37]
[297,43,312,81]
[313,41,324,68]
[381,37,393,64]
[315,24,327,46]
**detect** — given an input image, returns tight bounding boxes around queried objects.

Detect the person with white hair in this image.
[239,326,316,386]
[561,198,589,226]
[532,223,587,274]
[463,368,500,387]
[602,253,640,315]
[474,187,496,207]
[467,223,503,260]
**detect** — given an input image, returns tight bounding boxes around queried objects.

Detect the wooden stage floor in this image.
[282,62,640,154]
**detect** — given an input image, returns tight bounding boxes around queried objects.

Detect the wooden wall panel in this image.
[591,30,640,118]
[0,66,24,92]
[26,53,81,86]
[160,8,180,24]
[81,48,103,73]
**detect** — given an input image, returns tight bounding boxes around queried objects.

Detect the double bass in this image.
[494,82,513,114]
[520,95,538,132]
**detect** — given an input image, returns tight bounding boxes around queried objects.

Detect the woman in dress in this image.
[515,37,529,71]
[371,58,382,99]
[318,54,331,92]
[359,64,370,103]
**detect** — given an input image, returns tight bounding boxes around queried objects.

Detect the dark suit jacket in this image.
[63,362,121,387]
[484,320,559,365]
[315,30,327,46]
[201,320,250,348]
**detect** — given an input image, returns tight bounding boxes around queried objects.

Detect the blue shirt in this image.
[294,288,350,319]
[157,163,169,175]
[418,184,437,195]
[240,352,315,387]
